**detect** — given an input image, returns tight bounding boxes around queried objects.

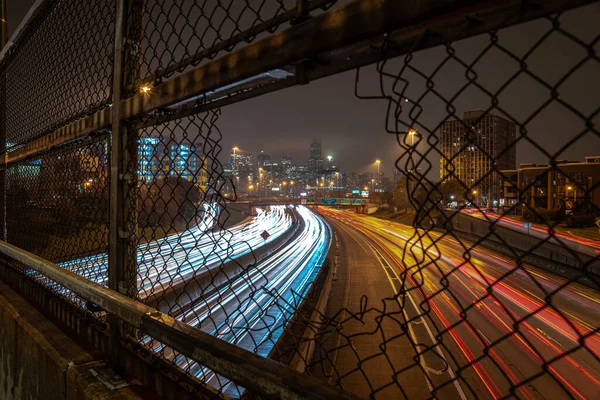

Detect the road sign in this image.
[306,199,315,205]
[260,230,270,240]
[523,222,532,229]
[565,200,574,210]
[340,198,351,205]
[321,198,337,205]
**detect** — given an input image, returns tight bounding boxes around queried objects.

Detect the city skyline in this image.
[5,2,599,180]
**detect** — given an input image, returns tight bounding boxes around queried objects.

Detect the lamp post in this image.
[375,160,381,192]
[408,129,417,147]
[567,185,577,203]
[259,168,263,200]
[232,146,239,191]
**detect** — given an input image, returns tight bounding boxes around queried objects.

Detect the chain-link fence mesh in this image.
[0,0,598,399]
[291,3,600,399]
[0,0,115,150]
[3,135,110,278]
[129,0,339,88]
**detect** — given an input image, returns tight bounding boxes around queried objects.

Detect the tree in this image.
[391,176,411,210]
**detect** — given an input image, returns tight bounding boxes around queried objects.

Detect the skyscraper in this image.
[308,139,323,176]
[256,151,271,168]
[439,110,517,205]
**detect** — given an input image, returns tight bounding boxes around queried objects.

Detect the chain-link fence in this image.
[0,0,598,399]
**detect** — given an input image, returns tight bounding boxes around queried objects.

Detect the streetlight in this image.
[259,167,263,200]
[567,185,577,202]
[140,85,152,95]
[233,146,239,190]
[375,160,381,191]
[408,129,417,147]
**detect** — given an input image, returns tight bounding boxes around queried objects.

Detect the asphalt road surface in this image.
[320,207,600,400]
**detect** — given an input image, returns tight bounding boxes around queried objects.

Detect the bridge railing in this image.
[1,0,598,399]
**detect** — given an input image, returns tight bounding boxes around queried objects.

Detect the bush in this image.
[552,209,567,222]
[522,207,552,224]
[566,214,596,228]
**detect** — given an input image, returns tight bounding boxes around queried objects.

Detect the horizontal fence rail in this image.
[0,239,359,400]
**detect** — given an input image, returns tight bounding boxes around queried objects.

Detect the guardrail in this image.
[0,239,359,400]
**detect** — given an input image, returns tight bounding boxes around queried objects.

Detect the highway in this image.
[149,205,331,397]
[60,204,293,297]
[458,209,600,256]
[320,207,600,400]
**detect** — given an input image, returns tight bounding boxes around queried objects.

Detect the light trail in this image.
[321,207,600,399]
[146,206,331,397]
[58,204,293,297]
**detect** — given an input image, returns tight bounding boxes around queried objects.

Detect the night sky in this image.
[5,1,599,180]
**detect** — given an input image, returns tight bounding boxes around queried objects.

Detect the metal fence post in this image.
[108,0,144,371]
[108,0,129,372]
[0,0,6,243]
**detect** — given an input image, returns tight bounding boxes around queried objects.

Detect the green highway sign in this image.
[352,199,366,205]
[321,198,337,205]
[340,198,351,205]
[306,199,315,205]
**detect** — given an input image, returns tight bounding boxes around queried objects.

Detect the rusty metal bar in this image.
[1,0,595,166]
[108,0,128,372]
[136,0,332,87]
[0,0,6,241]
[1,0,7,49]
[0,239,362,400]
[0,0,45,62]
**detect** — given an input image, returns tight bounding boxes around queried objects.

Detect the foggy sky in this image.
[6,1,599,180]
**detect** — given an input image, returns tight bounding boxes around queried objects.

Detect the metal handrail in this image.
[0,239,361,400]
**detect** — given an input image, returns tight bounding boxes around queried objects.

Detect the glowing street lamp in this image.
[140,85,152,94]
[567,185,577,202]
[375,160,381,190]
[408,129,417,147]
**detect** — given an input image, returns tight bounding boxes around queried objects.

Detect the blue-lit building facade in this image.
[138,138,207,189]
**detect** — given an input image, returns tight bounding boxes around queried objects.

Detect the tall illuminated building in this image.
[439,110,516,205]
[308,139,323,176]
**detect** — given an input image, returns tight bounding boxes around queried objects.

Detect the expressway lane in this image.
[312,213,447,400]
[458,209,600,256]
[321,207,600,400]
[149,206,331,397]
[59,204,293,297]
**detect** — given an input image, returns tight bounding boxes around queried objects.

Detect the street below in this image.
[319,207,600,400]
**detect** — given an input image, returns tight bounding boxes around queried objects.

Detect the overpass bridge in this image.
[231,198,374,215]
[0,0,593,399]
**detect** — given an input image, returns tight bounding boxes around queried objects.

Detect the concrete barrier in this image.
[268,222,334,371]
[444,212,600,288]
[0,280,160,400]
